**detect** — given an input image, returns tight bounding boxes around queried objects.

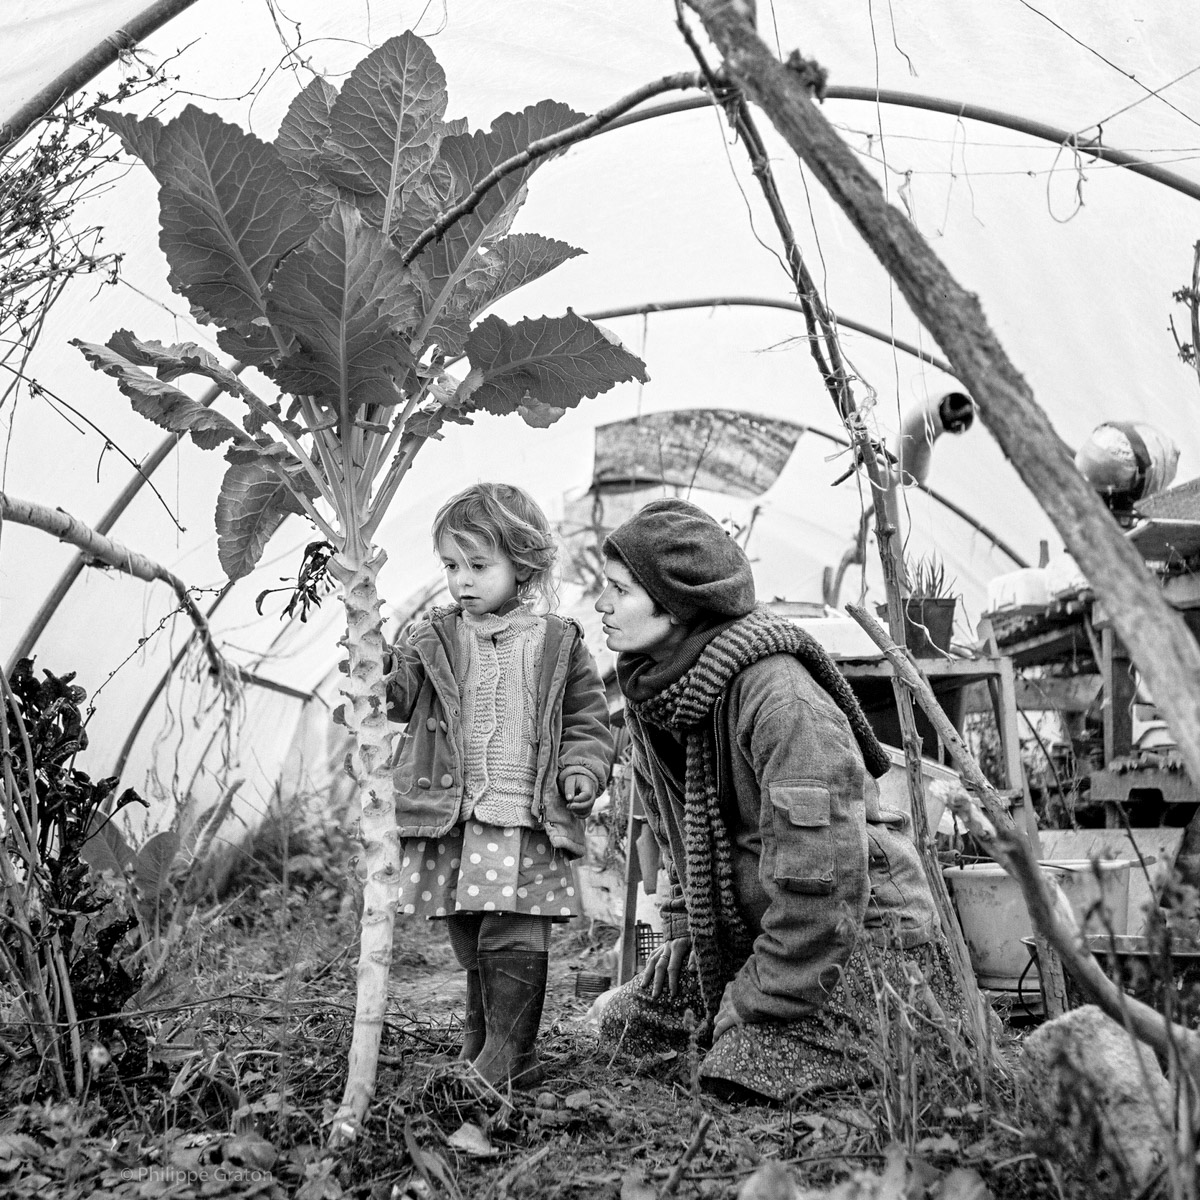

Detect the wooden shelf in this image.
[835,655,1008,683]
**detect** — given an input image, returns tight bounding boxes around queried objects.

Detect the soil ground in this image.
[0,851,1072,1200]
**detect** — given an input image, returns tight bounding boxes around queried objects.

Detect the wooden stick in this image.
[489,1143,552,1200]
[860,450,1001,1051]
[659,1113,714,1198]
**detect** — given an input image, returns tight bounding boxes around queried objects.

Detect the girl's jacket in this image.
[385,604,614,858]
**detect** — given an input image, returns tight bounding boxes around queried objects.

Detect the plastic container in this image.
[877,747,966,834]
[986,567,1051,613]
[787,614,881,658]
[1042,858,1134,936]
[943,862,1066,989]
[635,922,664,968]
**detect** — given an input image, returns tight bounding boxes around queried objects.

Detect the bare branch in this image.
[0,491,229,682]
[401,72,704,265]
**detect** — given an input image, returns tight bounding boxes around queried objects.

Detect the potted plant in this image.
[878,553,958,655]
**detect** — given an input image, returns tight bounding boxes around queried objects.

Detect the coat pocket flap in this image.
[770,783,831,827]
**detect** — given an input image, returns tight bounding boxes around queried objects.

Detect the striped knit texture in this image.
[456,607,545,827]
[630,605,889,1020]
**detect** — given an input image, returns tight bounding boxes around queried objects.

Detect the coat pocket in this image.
[770,781,835,895]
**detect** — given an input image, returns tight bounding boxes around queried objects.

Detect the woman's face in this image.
[595,558,685,661]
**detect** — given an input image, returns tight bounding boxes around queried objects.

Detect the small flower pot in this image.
[876,597,956,656]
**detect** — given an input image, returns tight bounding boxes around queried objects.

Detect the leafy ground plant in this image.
[0,871,1064,1200]
[0,660,149,1095]
[72,29,647,1138]
[0,765,1106,1199]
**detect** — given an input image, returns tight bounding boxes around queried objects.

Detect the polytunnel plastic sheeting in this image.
[113,668,333,847]
[3,0,155,124]
[2,0,1200,811]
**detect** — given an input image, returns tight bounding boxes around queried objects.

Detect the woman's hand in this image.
[640,935,692,999]
[712,982,744,1043]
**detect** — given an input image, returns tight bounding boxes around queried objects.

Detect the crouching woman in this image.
[594,498,963,1101]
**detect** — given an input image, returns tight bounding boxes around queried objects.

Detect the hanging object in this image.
[1074,421,1179,519]
[590,408,804,498]
[893,391,975,486]
[558,409,804,596]
[823,392,975,607]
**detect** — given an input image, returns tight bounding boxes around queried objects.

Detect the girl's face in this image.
[439,534,522,616]
[595,558,685,661]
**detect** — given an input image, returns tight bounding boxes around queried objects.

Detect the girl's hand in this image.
[561,771,597,816]
[712,983,744,1042]
[640,935,692,999]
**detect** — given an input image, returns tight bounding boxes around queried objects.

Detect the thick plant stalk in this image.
[0,671,71,1092]
[848,603,1200,1071]
[684,0,1200,804]
[0,842,67,1092]
[49,932,84,1093]
[327,543,400,1142]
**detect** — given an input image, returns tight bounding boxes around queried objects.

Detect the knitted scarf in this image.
[625,606,890,1020]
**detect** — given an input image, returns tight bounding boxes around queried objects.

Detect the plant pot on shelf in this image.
[875,596,956,656]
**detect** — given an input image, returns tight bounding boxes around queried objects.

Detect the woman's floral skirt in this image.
[598,933,970,1102]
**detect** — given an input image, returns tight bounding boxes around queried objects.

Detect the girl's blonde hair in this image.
[432,482,558,610]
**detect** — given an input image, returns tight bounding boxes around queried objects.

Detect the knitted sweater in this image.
[455,606,546,827]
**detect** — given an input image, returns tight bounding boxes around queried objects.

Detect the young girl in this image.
[386,482,613,1088]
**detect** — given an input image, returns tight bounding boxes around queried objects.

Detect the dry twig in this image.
[660,1112,715,1197]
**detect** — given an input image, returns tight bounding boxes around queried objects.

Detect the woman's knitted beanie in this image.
[603,498,756,623]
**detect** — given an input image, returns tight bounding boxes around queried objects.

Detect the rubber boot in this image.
[459,967,486,1062]
[474,950,548,1089]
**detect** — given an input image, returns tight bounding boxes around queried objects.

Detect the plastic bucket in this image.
[878,747,963,834]
[1041,859,1133,936]
[943,862,1066,989]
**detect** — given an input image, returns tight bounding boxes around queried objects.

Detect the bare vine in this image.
[1169,239,1200,393]
[1,65,166,413]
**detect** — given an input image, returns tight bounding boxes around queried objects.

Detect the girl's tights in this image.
[446,911,551,968]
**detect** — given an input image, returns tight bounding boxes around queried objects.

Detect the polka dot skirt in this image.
[397,820,580,920]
